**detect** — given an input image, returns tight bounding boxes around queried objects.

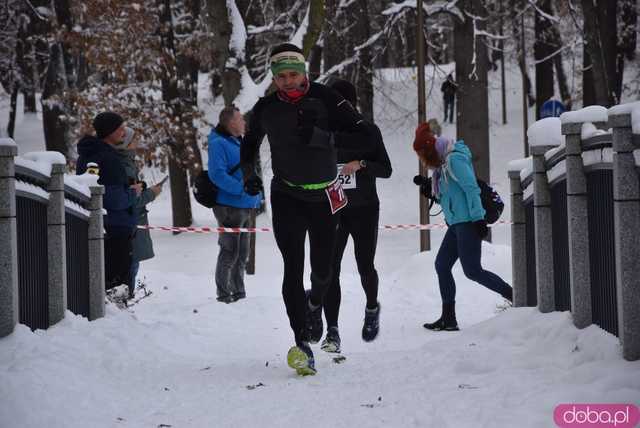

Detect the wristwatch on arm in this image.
[359,159,367,169]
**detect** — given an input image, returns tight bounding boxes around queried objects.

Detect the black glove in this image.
[474,220,488,239]
[413,175,432,199]
[244,174,263,196]
[297,108,318,144]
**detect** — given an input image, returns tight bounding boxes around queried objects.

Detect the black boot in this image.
[501,287,513,303]
[423,302,459,331]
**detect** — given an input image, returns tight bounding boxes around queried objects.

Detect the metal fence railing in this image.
[586,168,617,336]
[66,211,90,318]
[16,194,49,331]
[508,105,640,361]
[0,142,105,337]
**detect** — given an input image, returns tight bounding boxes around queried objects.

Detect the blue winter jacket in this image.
[436,141,486,225]
[208,126,261,209]
[76,136,137,231]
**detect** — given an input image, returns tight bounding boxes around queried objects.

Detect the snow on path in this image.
[1,228,638,428]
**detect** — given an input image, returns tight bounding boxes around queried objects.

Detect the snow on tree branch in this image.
[226,0,247,66]
[289,4,309,49]
[382,0,463,22]
[527,0,560,23]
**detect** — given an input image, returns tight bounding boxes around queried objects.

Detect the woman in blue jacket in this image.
[413,123,512,331]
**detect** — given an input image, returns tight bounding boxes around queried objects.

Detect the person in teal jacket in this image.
[413,122,512,331]
[208,106,262,303]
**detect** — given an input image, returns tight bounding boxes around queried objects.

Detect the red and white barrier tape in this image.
[138,220,512,234]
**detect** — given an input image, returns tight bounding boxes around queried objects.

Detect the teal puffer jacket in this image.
[436,141,486,225]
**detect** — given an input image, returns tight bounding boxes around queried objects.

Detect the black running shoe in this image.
[304,290,323,344]
[362,303,381,342]
[321,326,341,353]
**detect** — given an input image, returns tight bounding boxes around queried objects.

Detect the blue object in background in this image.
[540,99,566,118]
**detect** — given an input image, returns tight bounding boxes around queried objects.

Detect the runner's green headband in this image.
[270,51,306,75]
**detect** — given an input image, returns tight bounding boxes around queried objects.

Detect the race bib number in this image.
[325,179,348,214]
[337,164,357,190]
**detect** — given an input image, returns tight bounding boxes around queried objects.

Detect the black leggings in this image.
[323,204,380,328]
[271,190,339,344]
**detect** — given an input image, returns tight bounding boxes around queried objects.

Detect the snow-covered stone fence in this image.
[0,140,106,338]
[508,102,640,361]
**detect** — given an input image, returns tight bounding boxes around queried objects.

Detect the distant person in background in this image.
[76,112,139,291]
[427,118,442,137]
[412,122,512,332]
[441,73,456,124]
[208,106,262,304]
[114,127,162,298]
[320,79,392,353]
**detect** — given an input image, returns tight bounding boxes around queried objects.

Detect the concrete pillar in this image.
[531,145,557,313]
[47,163,67,325]
[88,185,105,320]
[0,142,18,337]
[509,170,527,307]
[611,113,640,361]
[562,122,592,328]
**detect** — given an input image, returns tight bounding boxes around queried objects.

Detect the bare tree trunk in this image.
[158,0,193,229]
[323,0,341,73]
[499,0,507,124]
[206,0,235,104]
[455,0,490,182]
[355,0,373,121]
[41,43,68,155]
[616,0,637,101]
[552,42,571,110]
[583,50,595,107]
[534,0,554,119]
[41,0,76,156]
[8,87,19,138]
[581,0,617,107]
[305,1,325,81]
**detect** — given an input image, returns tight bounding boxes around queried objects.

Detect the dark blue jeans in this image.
[435,222,510,304]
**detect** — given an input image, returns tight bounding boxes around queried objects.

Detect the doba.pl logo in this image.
[554,404,640,427]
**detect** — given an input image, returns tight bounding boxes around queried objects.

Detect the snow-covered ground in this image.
[1,63,639,428]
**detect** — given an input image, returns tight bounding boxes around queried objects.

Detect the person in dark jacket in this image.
[412,122,512,331]
[441,73,456,124]
[240,43,378,375]
[320,79,392,353]
[76,112,140,291]
[208,106,262,304]
[114,127,163,297]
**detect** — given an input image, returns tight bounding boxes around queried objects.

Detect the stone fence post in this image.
[47,162,67,325]
[88,185,105,320]
[531,145,557,313]
[509,170,527,307]
[0,141,18,337]
[610,112,640,361]
[562,122,592,328]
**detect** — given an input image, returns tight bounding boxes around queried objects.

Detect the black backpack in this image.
[193,164,241,208]
[477,179,504,224]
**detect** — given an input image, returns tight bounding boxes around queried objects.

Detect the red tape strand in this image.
[138,220,512,234]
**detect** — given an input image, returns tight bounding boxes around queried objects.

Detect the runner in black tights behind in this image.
[240,44,379,375]
[321,79,392,353]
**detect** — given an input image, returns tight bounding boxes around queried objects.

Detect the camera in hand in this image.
[413,174,433,199]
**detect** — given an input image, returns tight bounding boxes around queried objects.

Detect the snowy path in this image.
[1,227,638,428]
